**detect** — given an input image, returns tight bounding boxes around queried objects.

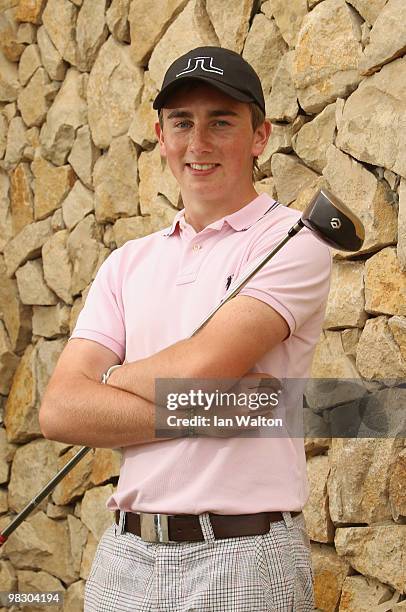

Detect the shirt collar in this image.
[162,193,278,237]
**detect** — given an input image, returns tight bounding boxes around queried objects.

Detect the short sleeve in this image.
[70,248,125,361]
[238,227,332,337]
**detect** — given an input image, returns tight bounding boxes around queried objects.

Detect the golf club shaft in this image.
[0,220,304,546]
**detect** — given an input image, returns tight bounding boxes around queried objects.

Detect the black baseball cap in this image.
[153,46,265,115]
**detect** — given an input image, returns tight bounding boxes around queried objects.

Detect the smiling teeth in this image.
[189,163,217,170]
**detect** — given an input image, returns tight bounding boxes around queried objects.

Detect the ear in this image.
[251,119,272,158]
[155,120,167,157]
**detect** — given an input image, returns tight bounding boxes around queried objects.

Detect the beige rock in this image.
[346,0,388,25]
[32,156,75,220]
[67,214,108,295]
[113,215,155,248]
[0,427,16,484]
[3,100,17,121]
[15,258,57,305]
[159,157,181,208]
[3,215,52,277]
[51,206,65,231]
[16,0,46,24]
[18,43,41,87]
[389,448,406,522]
[304,436,331,458]
[62,180,94,230]
[0,113,7,158]
[359,0,406,75]
[290,177,326,215]
[128,97,158,150]
[303,454,334,543]
[42,0,78,66]
[292,103,336,173]
[0,7,24,62]
[336,57,406,179]
[67,515,88,575]
[267,51,298,122]
[0,48,19,102]
[0,167,13,253]
[40,69,87,166]
[398,179,406,270]
[35,337,66,400]
[323,146,398,256]
[94,135,139,222]
[17,67,59,127]
[52,446,94,505]
[148,0,218,90]
[0,487,8,513]
[37,25,67,81]
[311,330,361,380]
[258,117,306,175]
[364,248,406,316]
[312,543,351,612]
[81,484,115,540]
[138,146,162,215]
[80,530,97,579]
[323,261,366,329]
[106,0,130,42]
[328,438,402,525]
[0,255,31,352]
[69,295,85,333]
[76,0,108,72]
[67,124,100,190]
[3,511,77,584]
[356,316,406,380]
[17,570,65,612]
[389,316,406,359]
[10,162,34,235]
[47,502,73,519]
[0,559,17,591]
[0,320,19,395]
[90,448,122,485]
[206,0,254,53]
[292,0,363,113]
[3,344,39,443]
[268,0,308,47]
[64,580,85,612]
[16,22,36,44]
[335,525,406,592]
[254,177,276,200]
[0,0,18,9]
[271,153,319,205]
[87,36,143,148]
[8,439,58,512]
[129,0,188,66]
[4,115,27,169]
[243,14,287,96]
[339,574,397,612]
[42,230,73,304]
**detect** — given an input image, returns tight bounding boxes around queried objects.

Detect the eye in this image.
[214,120,230,127]
[174,120,192,129]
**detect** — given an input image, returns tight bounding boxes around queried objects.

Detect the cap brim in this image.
[153,76,257,111]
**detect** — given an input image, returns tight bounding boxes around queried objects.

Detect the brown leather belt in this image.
[115,509,301,543]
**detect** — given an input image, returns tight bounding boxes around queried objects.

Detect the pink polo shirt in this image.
[70,193,332,514]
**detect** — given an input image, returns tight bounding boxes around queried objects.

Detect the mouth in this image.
[185,163,220,175]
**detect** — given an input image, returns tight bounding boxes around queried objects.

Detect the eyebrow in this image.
[166,109,239,119]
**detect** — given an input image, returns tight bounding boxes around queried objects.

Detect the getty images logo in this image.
[176,56,224,77]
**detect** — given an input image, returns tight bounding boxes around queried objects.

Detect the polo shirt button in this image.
[192,244,202,252]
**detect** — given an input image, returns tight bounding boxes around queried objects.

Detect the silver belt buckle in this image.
[139,513,170,543]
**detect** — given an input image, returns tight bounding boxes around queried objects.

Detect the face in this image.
[155,83,270,209]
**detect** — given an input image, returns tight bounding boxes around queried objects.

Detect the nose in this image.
[188,124,213,155]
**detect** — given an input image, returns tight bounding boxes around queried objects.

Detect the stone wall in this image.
[0,0,405,610]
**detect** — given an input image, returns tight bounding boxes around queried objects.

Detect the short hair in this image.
[157,91,265,183]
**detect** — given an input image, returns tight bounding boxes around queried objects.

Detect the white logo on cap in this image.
[176,56,224,77]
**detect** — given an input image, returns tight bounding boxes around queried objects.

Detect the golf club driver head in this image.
[300,189,365,251]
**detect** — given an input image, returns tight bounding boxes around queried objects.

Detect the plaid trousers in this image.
[84,511,314,612]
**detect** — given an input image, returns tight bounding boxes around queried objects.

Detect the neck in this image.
[182,188,260,233]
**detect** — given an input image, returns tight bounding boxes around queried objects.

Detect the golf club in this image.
[0,187,365,546]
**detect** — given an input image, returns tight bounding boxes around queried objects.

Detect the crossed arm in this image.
[39,295,289,449]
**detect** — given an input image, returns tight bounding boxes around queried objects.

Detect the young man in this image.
[40,47,332,611]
